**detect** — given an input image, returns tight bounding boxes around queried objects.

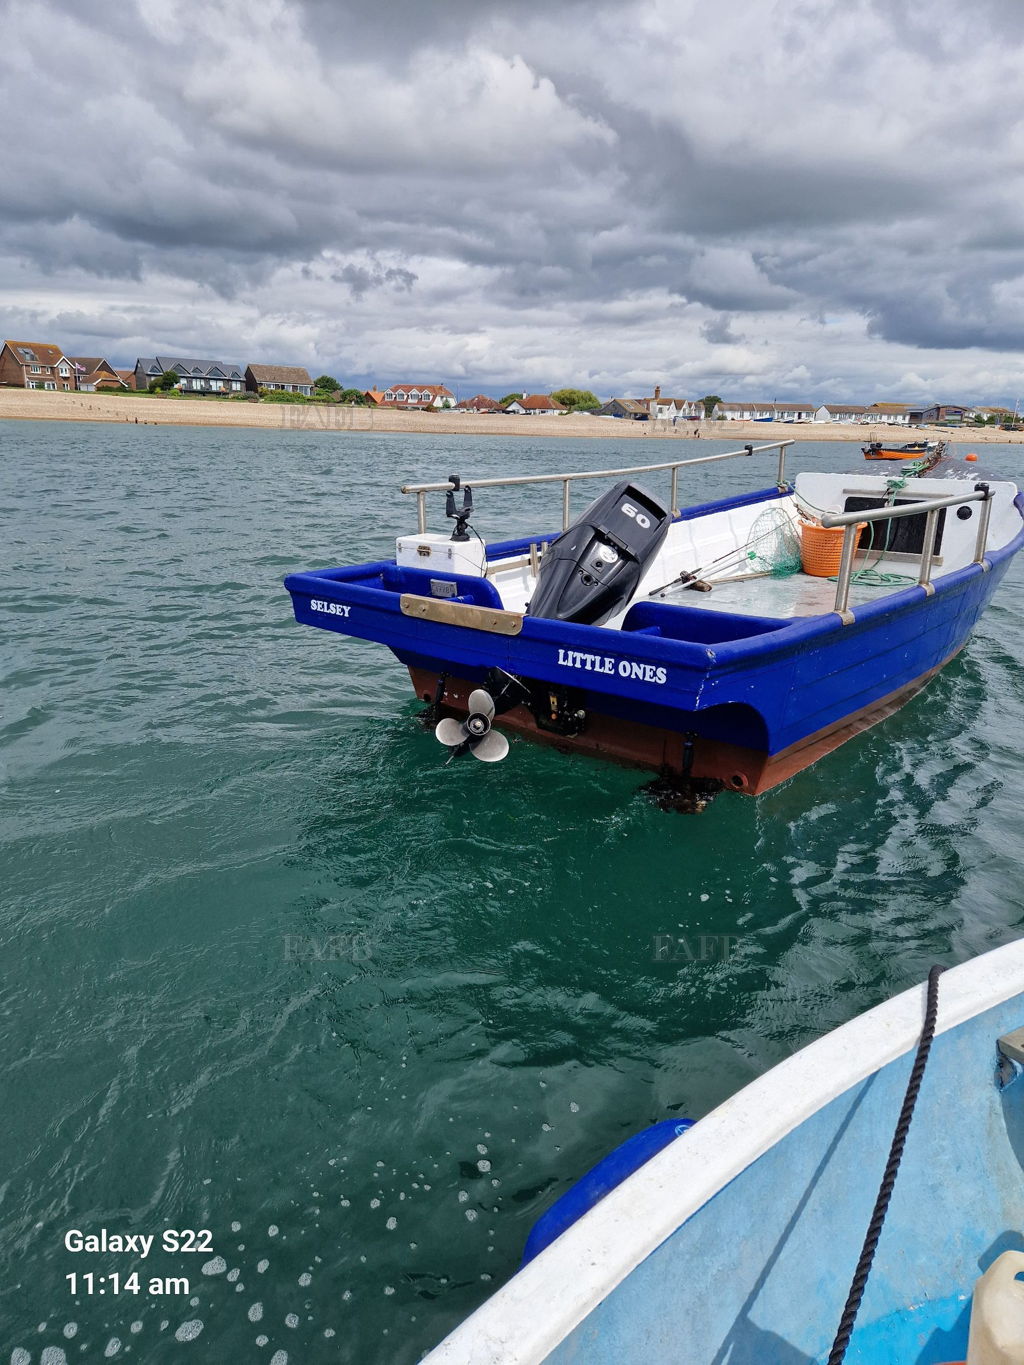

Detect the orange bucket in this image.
[799,521,865,577]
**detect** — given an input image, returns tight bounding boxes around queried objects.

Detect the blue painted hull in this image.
[284,486,1024,792]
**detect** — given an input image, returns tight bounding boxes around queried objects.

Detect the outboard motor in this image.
[528,481,672,626]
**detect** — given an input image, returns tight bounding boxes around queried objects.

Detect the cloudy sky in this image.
[4,0,1024,404]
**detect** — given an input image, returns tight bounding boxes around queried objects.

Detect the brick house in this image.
[70,357,127,392]
[0,340,76,390]
[134,356,245,393]
[454,394,503,412]
[244,364,313,395]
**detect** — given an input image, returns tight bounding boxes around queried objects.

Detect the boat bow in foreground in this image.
[424,938,1024,1364]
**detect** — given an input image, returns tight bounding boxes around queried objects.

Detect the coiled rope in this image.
[826,964,946,1365]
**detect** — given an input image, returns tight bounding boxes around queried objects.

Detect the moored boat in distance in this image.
[284,442,1023,808]
[863,438,939,461]
[421,939,1024,1364]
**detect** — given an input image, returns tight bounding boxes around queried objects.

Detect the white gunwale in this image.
[424,937,1024,1364]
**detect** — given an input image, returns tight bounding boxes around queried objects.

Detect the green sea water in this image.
[3,420,1024,1363]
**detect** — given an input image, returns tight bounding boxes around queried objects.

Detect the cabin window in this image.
[843,496,947,556]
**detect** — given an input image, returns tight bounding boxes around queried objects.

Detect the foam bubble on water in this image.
[104,1339,122,1358]
[173,1320,204,1343]
[465,1209,478,1222]
[369,1198,380,1209]
[268,1225,279,1237]
[12,1350,31,1365]
[340,1198,350,1208]
[201,1256,226,1276]
[477,1160,491,1173]
[298,1272,312,1286]
[385,1217,397,1231]
[269,1353,287,1365]
[227,1268,240,1283]
[324,1328,335,1338]
[248,1303,263,1323]
[383,1286,395,1297]
[41,1350,67,1365]
[457,1191,468,1204]
[231,1221,241,1232]
[476,1144,488,1155]
[255,1336,268,1347]
[63,1322,78,1338]
[285,1314,299,1329]
[569,1102,579,1113]
[130,1322,142,1334]
[159,1321,169,1331]
[257,1259,269,1273]
[189,1297,200,1307]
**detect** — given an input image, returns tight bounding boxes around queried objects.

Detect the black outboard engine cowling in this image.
[527,481,672,626]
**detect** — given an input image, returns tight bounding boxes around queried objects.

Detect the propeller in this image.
[434,688,509,762]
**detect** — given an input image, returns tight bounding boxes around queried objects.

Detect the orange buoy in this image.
[966,452,979,462]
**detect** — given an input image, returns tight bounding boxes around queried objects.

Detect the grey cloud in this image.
[2,0,1024,399]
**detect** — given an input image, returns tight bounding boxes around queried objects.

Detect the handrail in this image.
[823,482,993,619]
[401,440,795,533]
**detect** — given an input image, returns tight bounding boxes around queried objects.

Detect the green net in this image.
[743,506,802,577]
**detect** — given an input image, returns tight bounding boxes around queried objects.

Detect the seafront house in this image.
[0,340,76,390]
[594,398,652,420]
[69,357,127,392]
[376,384,455,410]
[454,395,504,412]
[133,356,245,393]
[914,403,975,425]
[814,403,868,423]
[718,401,776,420]
[244,364,313,396]
[863,403,911,426]
[503,394,566,415]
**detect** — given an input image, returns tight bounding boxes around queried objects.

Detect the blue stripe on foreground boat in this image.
[284,442,1024,806]
[423,939,1024,1364]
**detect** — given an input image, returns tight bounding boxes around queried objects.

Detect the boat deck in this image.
[644,565,913,619]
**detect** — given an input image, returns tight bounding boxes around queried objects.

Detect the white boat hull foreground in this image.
[425,940,1024,1364]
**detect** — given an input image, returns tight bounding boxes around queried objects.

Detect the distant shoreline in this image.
[2,388,1022,443]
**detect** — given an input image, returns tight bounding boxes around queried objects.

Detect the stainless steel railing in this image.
[400,440,795,534]
[821,482,994,618]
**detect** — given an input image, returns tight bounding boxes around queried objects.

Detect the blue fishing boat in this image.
[423,939,1024,1364]
[283,442,1023,806]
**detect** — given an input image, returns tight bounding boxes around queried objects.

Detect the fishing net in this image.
[742,505,802,577]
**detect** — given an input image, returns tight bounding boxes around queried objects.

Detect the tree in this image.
[699,393,723,419]
[148,370,180,393]
[499,392,524,407]
[314,374,341,393]
[551,387,600,412]
[338,388,369,405]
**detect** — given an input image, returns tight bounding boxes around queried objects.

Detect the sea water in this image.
[2,420,1023,1362]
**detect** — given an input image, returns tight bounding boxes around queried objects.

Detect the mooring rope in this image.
[826,964,946,1365]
